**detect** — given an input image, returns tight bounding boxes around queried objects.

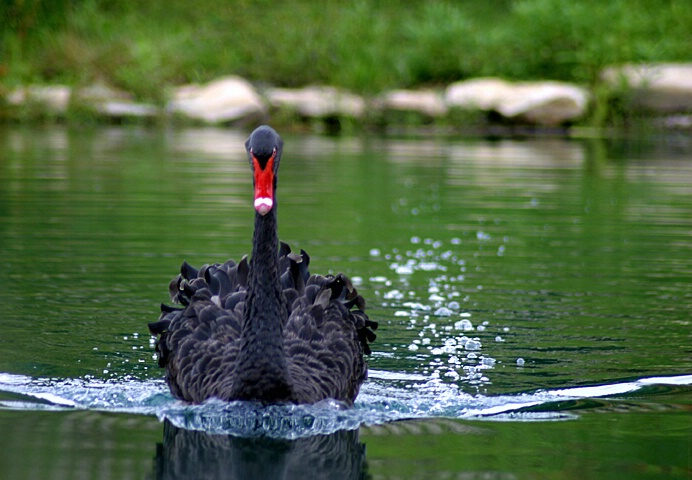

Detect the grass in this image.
[1,0,691,125]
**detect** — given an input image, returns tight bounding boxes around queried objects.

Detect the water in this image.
[1,126,691,478]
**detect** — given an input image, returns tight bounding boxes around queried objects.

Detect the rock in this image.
[74,83,158,119]
[75,83,132,103]
[498,82,589,125]
[378,89,447,117]
[445,78,589,125]
[96,101,159,119]
[6,85,72,114]
[445,78,515,111]
[601,63,692,112]
[265,86,365,119]
[653,115,692,129]
[168,76,267,124]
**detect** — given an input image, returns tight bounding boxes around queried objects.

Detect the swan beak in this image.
[252,153,275,215]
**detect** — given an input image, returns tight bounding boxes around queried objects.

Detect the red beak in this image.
[252,152,275,215]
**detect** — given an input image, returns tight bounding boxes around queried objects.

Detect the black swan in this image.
[148,126,377,405]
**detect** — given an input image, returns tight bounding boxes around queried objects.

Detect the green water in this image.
[1,126,691,479]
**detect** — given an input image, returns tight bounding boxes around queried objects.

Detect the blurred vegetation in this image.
[1,0,691,104]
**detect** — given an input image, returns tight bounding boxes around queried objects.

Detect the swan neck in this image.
[236,205,292,400]
[248,206,281,297]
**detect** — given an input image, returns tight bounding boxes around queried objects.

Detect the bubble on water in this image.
[410,236,421,244]
[477,231,491,241]
[481,357,496,367]
[370,276,388,283]
[495,336,505,342]
[420,262,444,271]
[394,311,410,317]
[517,358,526,366]
[454,319,474,331]
[403,302,431,311]
[447,301,460,310]
[408,344,419,351]
[477,325,486,332]
[369,248,381,257]
[465,339,482,351]
[395,264,414,275]
[384,289,404,300]
[434,307,452,317]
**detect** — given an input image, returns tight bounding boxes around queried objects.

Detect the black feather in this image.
[148,126,377,405]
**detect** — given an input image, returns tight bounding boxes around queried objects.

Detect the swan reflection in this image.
[152,421,368,480]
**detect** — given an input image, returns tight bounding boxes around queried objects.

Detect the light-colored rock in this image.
[75,83,132,103]
[378,89,447,117]
[445,78,515,111]
[498,82,589,125]
[168,76,267,124]
[265,86,365,118]
[73,83,158,119]
[601,63,692,112]
[6,85,72,114]
[96,101,159,118]
[445,78,589,125]
[653,115,692,129]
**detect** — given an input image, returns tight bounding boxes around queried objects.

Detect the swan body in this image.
[148,126,377,405]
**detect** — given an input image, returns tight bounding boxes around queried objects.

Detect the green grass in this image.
[1,0,691,123]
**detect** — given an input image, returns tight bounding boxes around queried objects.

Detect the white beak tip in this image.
[254,197,273,215]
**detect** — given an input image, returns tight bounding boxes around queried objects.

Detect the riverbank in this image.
[3,65,692,136]
[2,1,691,133]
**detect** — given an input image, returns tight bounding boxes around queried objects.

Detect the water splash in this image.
[373,237,503,388]
[1,371,691,438]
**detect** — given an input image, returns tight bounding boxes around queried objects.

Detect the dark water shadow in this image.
[152,420,368,480]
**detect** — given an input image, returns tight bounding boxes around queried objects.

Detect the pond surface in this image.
[1,126,691,479]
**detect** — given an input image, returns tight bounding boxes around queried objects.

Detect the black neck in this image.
[247,206,284,312]
[235,204,292,400]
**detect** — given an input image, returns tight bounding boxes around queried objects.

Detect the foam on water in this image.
[1,371,691,438]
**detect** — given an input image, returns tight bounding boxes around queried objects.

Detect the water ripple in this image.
[1,371,690,438]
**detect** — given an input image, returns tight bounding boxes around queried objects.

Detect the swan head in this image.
[245,126,284,216]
